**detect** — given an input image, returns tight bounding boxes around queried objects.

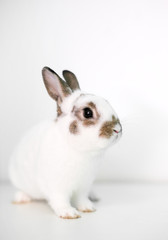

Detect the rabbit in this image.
[9,67,122,219]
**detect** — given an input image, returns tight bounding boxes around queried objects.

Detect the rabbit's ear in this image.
[42,67,72,102]
[62,70,80,92]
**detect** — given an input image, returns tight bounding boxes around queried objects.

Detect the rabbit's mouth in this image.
[113,126,122,136]
[113,126,122,144]
[97,123,122,150]
[114,130,122,142]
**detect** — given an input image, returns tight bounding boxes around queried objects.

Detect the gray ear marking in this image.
[42,67,72,102]
[62,70,80,92]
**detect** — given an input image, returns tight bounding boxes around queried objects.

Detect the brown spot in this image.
[88,102,96,109]
[78,208,96,213]
[69,120,78,134]
[88,102,100,119]
[57,103,62,117]
[72,101,100,127]
[99,121,114,139]
[112,115,119,125]
[60,215,81,219]
[99,116,120,138]
[83,120,96,126]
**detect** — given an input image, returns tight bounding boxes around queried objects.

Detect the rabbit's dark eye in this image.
[83,107,93,119]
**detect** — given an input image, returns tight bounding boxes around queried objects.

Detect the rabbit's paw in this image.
[77,199,96,213]
[12,191,32,204]
[57,207,81,219]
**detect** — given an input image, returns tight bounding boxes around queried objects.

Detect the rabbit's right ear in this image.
[63,70,80,92]
[42,67,72,103]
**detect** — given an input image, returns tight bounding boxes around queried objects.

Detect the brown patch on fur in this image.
[99,121,114,139]
[57,103,62,117]
[72,101,100,127]
[79,208,96,213]
[60,215,81,219]
[69,120,78,134]
[88,102,100,119]
[83,120,96,126]
[88,102,96,109]
[99,116,120,138]
[112,115,119,125]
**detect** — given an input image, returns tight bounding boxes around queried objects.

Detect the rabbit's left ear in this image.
[42,67,72,103]
[63,70,80,92]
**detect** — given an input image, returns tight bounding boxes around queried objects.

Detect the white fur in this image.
[9,90,121,218]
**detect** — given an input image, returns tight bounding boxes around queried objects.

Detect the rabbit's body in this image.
[9,68,122,219]
[10,118,101,200]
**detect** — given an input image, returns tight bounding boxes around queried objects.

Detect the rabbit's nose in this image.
[113,122,122,134]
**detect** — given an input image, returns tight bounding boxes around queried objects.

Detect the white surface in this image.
[1,0,168,181]
[1,182,168,240]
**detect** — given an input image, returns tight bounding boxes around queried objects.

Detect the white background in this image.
[0,0,168,182]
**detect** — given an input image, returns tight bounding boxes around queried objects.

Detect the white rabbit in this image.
[9,67,122,219]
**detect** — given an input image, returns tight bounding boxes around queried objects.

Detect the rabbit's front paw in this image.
[56,207,81,219]
[77,199,96,213]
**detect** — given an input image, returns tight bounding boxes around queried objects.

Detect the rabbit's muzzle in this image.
[99,115,122,139]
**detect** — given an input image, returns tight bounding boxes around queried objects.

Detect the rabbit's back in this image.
[9,120,54,198]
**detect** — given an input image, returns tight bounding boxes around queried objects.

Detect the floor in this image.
[1,182,168,240]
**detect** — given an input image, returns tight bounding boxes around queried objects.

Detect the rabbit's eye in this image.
[83,107,93,119]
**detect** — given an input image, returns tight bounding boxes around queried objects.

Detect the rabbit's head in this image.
[42,67,122,152]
